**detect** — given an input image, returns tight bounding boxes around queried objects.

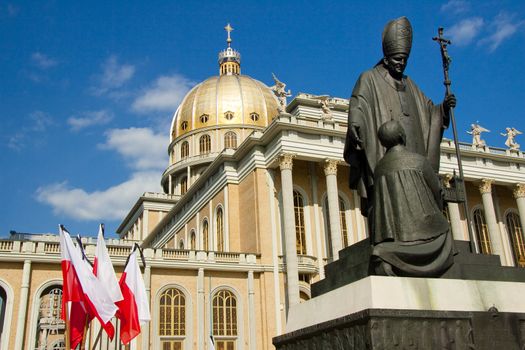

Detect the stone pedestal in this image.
[274,240,525,350]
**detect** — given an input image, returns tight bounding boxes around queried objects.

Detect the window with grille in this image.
[224,132,237,149]
[224,111,234,120]
[506,212,525,267]
[180,141,189,159]
[159,288,185,350]
[473,208,492,254]
[180,177,188,195]
[190,231,196,250]
[217,208,224,252]
[200,134,211,154]
[293,191,307,255]
[324,196,348,256]
[0,287,6,347]
[202,220,209,251]
[213,290,237,350]
[35,286,64,349]
[200,114,209,124]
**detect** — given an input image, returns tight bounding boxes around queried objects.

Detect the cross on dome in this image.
[225,23,233,47]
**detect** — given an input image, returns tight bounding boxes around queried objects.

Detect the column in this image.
[197,268,205,350]
[442,174,465,240]
[247,270,256,350]
[513,183,525,241]
[279,154,300,308]
[14,260,31,350]
[324,159,343,259]
[479,179,504,264]
[308,163,325,279]
[141,264,152,350]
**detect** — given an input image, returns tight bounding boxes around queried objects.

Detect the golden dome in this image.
[170,74,279,141]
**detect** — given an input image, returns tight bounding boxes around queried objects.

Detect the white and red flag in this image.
[59,225,88,349]
[93,223,123,339]
[116,246,151,345]
[59,225,118,344]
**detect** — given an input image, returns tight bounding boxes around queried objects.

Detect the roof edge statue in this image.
[344,17,456,277]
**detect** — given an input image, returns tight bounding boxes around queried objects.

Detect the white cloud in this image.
[7,111,54,150]
[29,110,54,131]
[99,127,168,171]
[68,110,113,131]
[132,75,194,113]
[91,55,135,96]
[36,171,161,221]
[447,17,484,46]
[31,52,57,69]
[480,12,524,52]
[36,126,168,222]
[440,0,470,15]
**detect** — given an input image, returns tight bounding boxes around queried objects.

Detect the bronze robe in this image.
[371,146,453,276]
[344,64,449,214]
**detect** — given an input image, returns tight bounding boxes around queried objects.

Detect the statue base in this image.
[274,308,525,349]
[273,240,525,349]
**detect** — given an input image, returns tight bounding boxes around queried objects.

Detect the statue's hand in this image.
[443,94,456,112]
[348,123,364,149]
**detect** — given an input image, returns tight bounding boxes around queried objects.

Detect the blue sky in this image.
[1,0,524,237]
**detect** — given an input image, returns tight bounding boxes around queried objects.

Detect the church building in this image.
[1,26,525,350]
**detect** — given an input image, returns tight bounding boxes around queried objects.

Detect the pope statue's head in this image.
[381,17,413,80]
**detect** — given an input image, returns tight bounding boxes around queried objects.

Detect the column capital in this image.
[279,153,295,171]
[479,178,494,194]
[323,159,339,176]
[441,173,453,189]
[514,183,525,199]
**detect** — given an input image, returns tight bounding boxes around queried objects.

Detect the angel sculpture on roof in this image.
[312,95,333,120]
[271,73,291,113]
[467,123,489,148]
[501,127,522,150]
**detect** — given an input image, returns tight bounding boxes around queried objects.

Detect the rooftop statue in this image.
[343,17,456,218]
[312,95,333,120]
[371,121,453,276]
[271,73,292,113]
[501,127,522,150]
[467,123,489,149]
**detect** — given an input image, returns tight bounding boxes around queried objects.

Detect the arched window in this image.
[35,286,64,350]
[199,134,211,154]
[324,196,349,256]
[473,208,492,254]
[180,141,189,159]
[180,177,188,195]
[506,212,525,267]
[159,288,186,349]
[216,208,224,252]
[293,190,307,255]
[0,286,6,346]
[212,290,237,349]
[202,220,209,251]
[224,132,237,149]
[190,231,196,250]
[179,239,185,250]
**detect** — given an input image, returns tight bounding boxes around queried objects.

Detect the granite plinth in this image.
[311,239,525,297]
[274,308,525,350]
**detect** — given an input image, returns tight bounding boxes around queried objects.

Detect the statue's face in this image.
[384,53,408,80]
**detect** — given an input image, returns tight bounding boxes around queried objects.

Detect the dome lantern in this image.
[218,23,241,76]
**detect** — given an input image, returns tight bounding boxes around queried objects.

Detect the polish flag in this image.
[59,226,118,327]
[59,225,89,349]
[116,248,151,345]
[93,224,123,339]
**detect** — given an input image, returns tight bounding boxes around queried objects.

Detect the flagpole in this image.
[80,314,89,350]
[65,302,71,350]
